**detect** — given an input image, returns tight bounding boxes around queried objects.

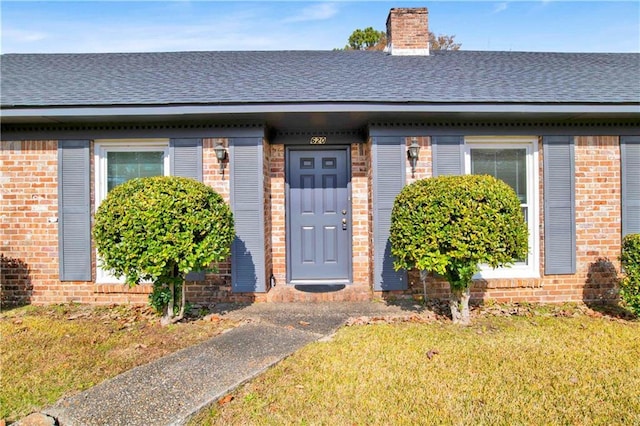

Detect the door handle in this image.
[342,218,347,230]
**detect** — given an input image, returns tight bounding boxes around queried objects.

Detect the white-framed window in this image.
[94,139,170,283]
[463,136,539,279]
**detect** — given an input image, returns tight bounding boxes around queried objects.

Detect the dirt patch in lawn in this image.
[0,303,238,423]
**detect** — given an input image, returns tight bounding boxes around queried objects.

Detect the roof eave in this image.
[1,102,639,124]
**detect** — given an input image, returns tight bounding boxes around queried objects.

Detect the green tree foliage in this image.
[93,176,234,325]
[619,234,640,316]
[390,175,528,324]
[342,27,460,51]
[346,27,387,50]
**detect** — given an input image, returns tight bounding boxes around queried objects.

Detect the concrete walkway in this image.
[40,301,418,426]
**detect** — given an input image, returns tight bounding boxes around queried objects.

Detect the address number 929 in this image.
[310,136,327,145]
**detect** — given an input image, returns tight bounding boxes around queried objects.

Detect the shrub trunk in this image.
[449,286,471,325]
[160,282,187,326]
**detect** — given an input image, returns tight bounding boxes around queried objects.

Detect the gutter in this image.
[2,102,640,121]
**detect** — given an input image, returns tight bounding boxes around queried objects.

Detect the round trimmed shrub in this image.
[390,174,528,323]
[620,233,640,316]
[93,176,234,323]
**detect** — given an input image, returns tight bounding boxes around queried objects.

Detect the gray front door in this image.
[288,148,351,283]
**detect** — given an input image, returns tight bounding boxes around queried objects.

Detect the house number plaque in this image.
[310,136,327,145]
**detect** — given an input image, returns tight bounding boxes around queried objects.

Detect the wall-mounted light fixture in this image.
[407,137,420,178]
[214,142,228,179]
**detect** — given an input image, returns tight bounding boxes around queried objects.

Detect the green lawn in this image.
[193,312,640,425]
[0,304,234,422]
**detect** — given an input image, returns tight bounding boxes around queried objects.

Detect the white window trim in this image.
[463,136,540,279]
[94,139,170,284]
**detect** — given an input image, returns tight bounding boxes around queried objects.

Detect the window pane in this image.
[471,148,527,203]
[107,151,164,191]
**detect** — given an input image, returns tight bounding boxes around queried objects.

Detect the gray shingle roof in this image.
[1,50,639,108]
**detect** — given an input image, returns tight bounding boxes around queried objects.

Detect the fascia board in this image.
[1,103,640,120]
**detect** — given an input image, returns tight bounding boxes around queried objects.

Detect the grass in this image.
[193,307,640,425]
[0,303,235,422]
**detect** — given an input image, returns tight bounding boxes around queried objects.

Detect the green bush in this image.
[93,176,234,324]
[390,175,529,324]
[620,234,640,316]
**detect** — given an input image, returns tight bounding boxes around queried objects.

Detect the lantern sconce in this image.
[407,137,420,178]
[214,142,228,179]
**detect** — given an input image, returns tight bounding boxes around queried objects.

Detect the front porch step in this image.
[266,284,372,302]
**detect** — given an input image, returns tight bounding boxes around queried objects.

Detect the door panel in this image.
[288,149,350,282]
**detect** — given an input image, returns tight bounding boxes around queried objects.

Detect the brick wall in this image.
[1,135,625,307]
[386,8,429,53]
[374,136,433,300]
[1,141,58,306]
[401,135,622,304]
[268,143,286,290]
[406,136,431,185]
[95,138,234,304]
[351,143,371,289]
[183,138,235,303]
[0,139,240,307]
[0,141,148,306]
[573,136,621,301]
[267,141,372,302]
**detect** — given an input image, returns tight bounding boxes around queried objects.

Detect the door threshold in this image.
[289,279,350,286]
[293,284,347,293]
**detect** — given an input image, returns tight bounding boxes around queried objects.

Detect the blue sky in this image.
[2,1,639,54]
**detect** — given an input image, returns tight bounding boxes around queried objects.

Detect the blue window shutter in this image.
[621,136,640,236]
[432,136,463,176]
[170,138,203,181]
[170,138,205,281]
[543,136,576,275]
[58,140,91,281]
[372,136,407,291]
[229,137,265,292]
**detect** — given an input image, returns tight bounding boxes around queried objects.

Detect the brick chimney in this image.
[386,7,429,56]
